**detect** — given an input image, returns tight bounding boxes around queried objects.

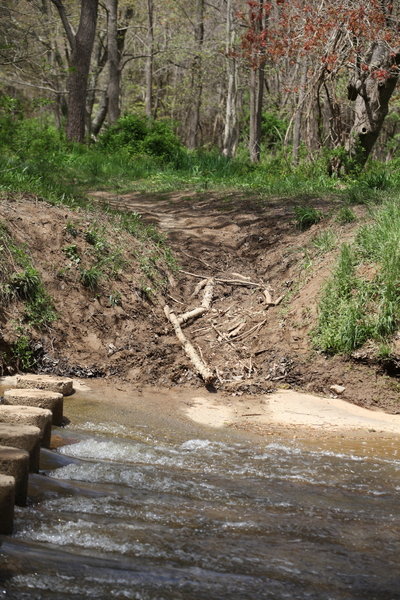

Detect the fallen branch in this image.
[178,278,214,324]
[164,305,215,385]
[263,289,285,306]
[232,319,268,342]
[181,270,263,288]
[191,278,208,298]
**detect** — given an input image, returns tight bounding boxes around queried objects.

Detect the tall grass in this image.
[314,200,400,354]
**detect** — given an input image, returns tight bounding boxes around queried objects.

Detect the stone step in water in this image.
[0,474,15,534]
[0,423,41,473]
[15,374,74,396]
[3,389,64,426]
[0,405,52,448]
[0,446,29,506]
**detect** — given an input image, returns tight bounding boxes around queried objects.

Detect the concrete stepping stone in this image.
[16,374,74,396]
[0,423,41,473]
[3,389,64,426]
[0,474,15,534]
[0,445,29,506]
[0,405,52,448]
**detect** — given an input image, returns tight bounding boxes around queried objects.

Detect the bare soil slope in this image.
[1,192,399,413]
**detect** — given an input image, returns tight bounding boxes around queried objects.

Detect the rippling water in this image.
[1,418,400,599]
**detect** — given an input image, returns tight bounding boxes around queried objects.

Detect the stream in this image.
[1,406,400,599]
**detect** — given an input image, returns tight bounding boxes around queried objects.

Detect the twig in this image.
[181,250,212,269]
[227,322,246,338]
[232,319,268,342]
[211,323,237,350]
[167,294,185,305]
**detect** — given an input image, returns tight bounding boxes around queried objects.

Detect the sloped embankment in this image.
[0,192,399,413]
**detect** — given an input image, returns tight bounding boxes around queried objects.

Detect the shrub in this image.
[261,111,288,150]
[99,114,147,153]
[99,114,183,161]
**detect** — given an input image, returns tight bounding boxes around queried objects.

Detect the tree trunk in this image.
[249,64,264,163]
[67,0,98,142]
[92,91,109,136]
[145,0,154,119]
[186,0,204,149]
[347,41,399,167]
[292,60,307,164]
[249,0,264,163]
[107,0,120,124]
[222,0,240,158]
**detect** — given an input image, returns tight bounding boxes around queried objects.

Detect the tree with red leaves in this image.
[241,0,400,170]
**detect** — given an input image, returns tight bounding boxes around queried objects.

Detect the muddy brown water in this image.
[0,384,400,600]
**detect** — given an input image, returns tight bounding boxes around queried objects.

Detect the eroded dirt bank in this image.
[0,192,399,414]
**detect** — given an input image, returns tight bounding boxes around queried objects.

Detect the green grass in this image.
[0,222,56,328]
[314,199,400,355]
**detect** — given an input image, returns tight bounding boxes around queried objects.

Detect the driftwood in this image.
[191,278,208,298]
[178,278,214,324]
[164,305,214,384]
[263,289,285,306]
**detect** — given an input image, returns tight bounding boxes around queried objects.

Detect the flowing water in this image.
[1,411,400,599]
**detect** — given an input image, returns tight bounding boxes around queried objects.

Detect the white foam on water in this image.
[179,439,231,453]
[221,521,258,531]
[15,519,164,558]
[58,439,187,469]
[10,574,104,597]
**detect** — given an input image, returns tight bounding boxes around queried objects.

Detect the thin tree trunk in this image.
[92,91,108,136]
[107,0,120,124]
[186,0,204,149]
[222,0,239,158]
[292,60,307,164]
[249,64,264,163]
[249,0,264,163]
[145,0,154,119]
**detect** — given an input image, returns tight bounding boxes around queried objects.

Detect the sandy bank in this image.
[185,388,400,434]
[2,376,400,448]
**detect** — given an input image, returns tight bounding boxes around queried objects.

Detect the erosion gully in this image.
[0,385,399,600]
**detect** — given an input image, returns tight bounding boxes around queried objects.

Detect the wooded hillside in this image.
[1,0,400,168]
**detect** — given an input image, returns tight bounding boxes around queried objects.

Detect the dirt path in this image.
[88,190,400,415]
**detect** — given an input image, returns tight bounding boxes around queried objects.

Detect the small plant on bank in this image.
[108,291,122,306]
[9,266,41,300]
[12,334,36,370]
[312,230,337,254]
[336,206,356,224]
[80,265,102,290]
[65,221,79,237]
[63,244,81,264]
[293,205,323,230]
